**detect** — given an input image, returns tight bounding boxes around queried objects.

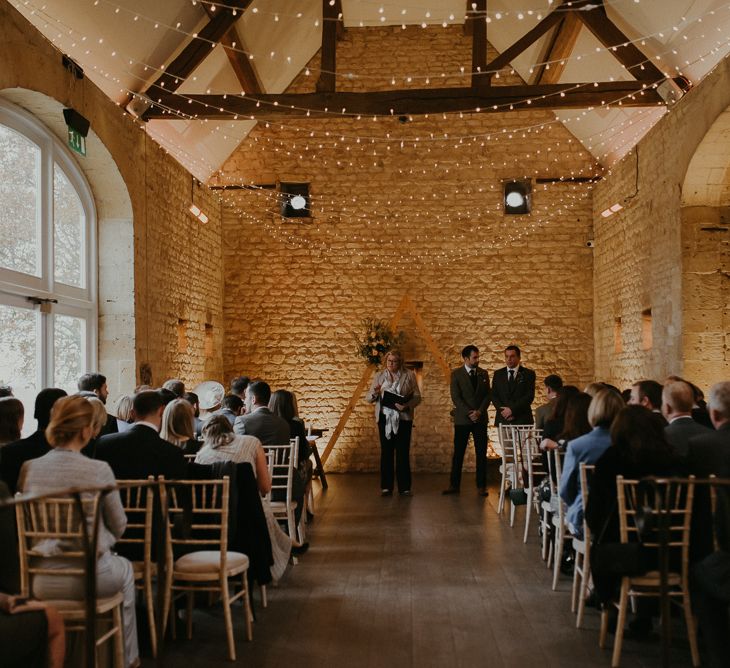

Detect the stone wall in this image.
[216,27,597,472]
[0,1,225,401]
[592,58,730,391]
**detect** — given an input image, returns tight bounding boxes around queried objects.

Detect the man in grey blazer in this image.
[443,345,491,496]
[233,380,290,444]
[662,380,711,460]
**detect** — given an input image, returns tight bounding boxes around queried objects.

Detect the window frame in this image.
[0,98,98,389]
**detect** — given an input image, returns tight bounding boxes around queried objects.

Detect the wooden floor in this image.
[148,473,696,667]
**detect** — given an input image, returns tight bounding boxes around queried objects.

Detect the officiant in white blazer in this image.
[366,350,421,497]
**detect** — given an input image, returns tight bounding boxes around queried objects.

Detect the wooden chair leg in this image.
[112,603,125,668]
[260,583,268,608]
[576,566,591,629]
[552,528,564,590]
[242,574,253,642]
[523,492,532,543]
[509,499,516,527]
[497,469,506,515]
[571,553,581,614]
[612,582,630,668]
[683,592,701,667]
[221,580,236,660]
[599,607,609,649]
[145,576,157,658]
[186,591,194,640]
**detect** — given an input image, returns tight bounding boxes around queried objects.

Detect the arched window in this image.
[0,99,97,421]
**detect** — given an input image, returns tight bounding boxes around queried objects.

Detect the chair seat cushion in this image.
[174,551,249,577]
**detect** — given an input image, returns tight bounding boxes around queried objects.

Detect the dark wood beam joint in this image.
[145,81,667,120]
[316,0,340,93]
[470,0,488,88]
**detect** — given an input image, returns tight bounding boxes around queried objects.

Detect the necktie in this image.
[508,369,515,385]
[469,369,477,389]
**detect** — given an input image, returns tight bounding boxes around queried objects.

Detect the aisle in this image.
[152,473,692,668]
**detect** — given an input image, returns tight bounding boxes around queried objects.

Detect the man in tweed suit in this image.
[443,345,491,497]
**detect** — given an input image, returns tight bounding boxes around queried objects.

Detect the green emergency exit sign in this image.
[67,127,86,156]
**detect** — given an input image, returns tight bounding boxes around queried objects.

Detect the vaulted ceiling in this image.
[11,0,730,182]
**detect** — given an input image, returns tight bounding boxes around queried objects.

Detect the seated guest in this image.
[196,416,296,581]
[96,390,187,480]
[80,397,108,459]
[234,381,290,445]
[182,392,203,436]
[0,482,65,668]
[157,387,177,407]
[78,372,117,436]
[162,379,185,398]
[18,395,138,668]
[0,386,12,398]
[0,397,24,446]
[269,389,313,524]
[586,405,675,634]
[114,394,134,433]
[160,398,200,455]
[560,388,624,537]
[691,476,730,668]
[687,381,730,563]
[230,376,250,406]
[213,394,244,427]
[557,392,592,446]
[662,380,711,462]
[628,379,667,424]
[540,385,579,451]
[535,374,562,431]
[0,388,66,493]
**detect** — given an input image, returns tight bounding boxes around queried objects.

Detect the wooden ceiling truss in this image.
[140,0,690,122]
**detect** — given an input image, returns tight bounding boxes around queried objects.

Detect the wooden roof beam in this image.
[316,0,343,93]
[143,0,252,99]
[203,4,262,95]
[469,0,488,88]
[532,12,582,84]
[144,81,666,120]
[574,0,685,87]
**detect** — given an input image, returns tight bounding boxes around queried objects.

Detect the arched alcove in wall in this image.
[0,88,136,398]
[680,104,730,388]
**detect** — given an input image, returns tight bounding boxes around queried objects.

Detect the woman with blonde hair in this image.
[114,394,134,433]
[160,398,199,454]
[18,395,139,668]
[559,388,625,538]
[366,349,421,496]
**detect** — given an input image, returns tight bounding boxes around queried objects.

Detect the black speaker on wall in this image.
[63,108,90,138]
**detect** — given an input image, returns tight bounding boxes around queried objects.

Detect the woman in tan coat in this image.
[366,350,421,496]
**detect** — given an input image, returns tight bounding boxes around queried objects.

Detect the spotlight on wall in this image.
[280,182,311,218]
[189,203,208,224]
[504,180,531,215]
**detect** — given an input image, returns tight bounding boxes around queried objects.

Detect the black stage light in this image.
[504,180,531,215]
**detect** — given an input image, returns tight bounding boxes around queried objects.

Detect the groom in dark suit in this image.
[443,345,491,496]
[492,345,536,426]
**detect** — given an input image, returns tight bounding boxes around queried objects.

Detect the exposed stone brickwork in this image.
[216,27,597,472]
[592,58,730,392]
[0,1,225,400]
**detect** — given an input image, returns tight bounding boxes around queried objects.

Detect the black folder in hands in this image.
[381,390,412,409]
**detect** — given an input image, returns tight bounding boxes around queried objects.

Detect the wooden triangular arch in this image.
[320,294,451,465]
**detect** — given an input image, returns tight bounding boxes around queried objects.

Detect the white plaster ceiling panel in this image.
[238,0,321,94]
[14,0,206,103]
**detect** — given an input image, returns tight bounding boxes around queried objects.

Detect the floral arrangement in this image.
[354,318,405,366]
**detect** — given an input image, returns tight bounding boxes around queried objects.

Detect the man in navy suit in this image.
[443,345,491,496]
[491,345,536,426]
